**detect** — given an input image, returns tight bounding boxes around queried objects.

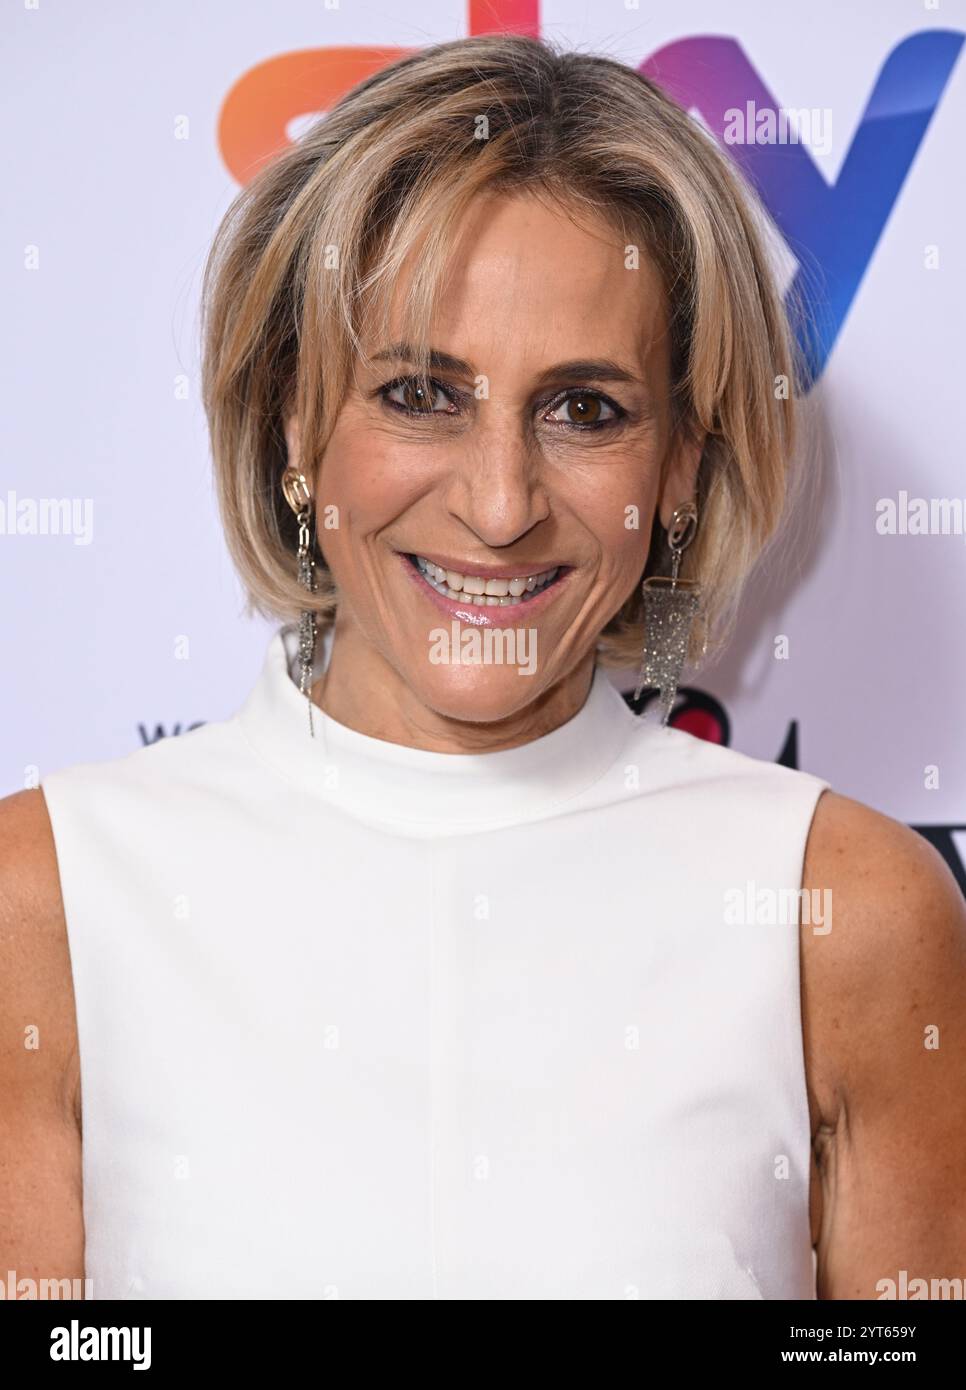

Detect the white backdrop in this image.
[3,0,964,888]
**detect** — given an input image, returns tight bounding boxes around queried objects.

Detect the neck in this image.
[311,615,597,754]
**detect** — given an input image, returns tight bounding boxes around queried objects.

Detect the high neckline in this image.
[235,623,642,835]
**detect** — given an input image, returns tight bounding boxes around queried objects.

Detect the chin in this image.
[408,662,548,727]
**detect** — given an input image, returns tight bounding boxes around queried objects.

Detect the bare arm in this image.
[0,788,85,1293]
[802,790,966,1299]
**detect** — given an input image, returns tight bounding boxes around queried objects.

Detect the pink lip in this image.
[397,552,572,627]
[409,552,564,580]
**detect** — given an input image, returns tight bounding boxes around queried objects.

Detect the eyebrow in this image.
[369,342,643,387]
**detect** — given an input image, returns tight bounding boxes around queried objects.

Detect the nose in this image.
[442,404,551,548]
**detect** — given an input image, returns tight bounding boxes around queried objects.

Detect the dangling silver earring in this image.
[633,500,701,725]
[281,467,317,738]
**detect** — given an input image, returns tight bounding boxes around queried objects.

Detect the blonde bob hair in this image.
[201,33,802,670]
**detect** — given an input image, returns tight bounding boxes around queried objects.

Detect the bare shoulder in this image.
[800,789,966,1296]
[801,789,966,1114]
[0,787,85,1283]
[802,786,962,915]
[0,785,64,898]
[0,786,70,955]
[0,787,78,1116]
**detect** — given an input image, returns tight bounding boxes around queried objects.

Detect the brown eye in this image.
[383,376,457,415]
[402,378,433,412]
[545,390,619,428]
[565,393,601,424]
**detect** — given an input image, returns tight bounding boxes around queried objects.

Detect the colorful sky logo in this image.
[640,33,963,383]
[218,4,962,387]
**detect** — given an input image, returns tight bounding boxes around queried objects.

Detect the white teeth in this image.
[413,554,560,604]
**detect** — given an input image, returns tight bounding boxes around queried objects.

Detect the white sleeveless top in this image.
[42,624,830,1300]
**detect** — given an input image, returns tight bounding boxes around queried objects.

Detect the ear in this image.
[657,423,705,531]
[283,412,301,466]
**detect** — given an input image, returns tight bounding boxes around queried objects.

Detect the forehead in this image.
[371,190,669,374]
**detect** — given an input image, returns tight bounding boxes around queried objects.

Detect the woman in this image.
[2,34,964,1302]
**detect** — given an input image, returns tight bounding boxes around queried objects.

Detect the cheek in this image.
[319,425,423,535]
[563,461,659,573]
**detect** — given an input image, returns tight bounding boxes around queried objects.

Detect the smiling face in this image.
[286,189,702,746]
